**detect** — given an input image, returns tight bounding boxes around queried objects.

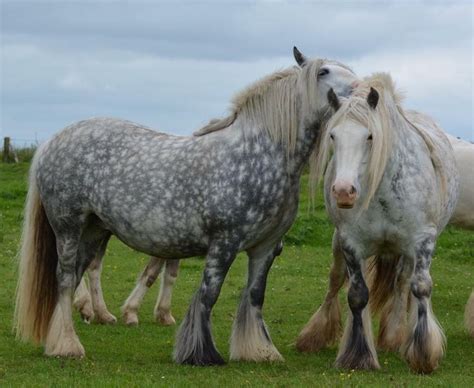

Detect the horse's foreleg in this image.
[88,240,117,324]
[230,240,283,362]
[174,240,237,366]
[377,256,411,351]
[296,230,345,352]
[73,277,94,323]
[465,290,474,337]
[45,235,85,358]
[335,244,379,370]
[154,259,179,326]
[122,256,165,326]
[403,235,445,374]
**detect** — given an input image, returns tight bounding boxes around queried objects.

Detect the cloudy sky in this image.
[1,0,472,145]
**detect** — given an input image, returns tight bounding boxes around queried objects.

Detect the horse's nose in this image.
[332,181,357,208]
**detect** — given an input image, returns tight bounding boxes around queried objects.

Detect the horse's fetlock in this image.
[411,276,432,299]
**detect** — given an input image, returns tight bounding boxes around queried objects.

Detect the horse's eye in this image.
[367,134,373,141]
[330,134,334,140]
[318,68,330,77]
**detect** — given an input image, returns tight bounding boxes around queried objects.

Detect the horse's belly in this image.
[114,228,208,259]
[101,211,209,259]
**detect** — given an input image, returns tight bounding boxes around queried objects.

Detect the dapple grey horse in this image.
[14,48,357,365]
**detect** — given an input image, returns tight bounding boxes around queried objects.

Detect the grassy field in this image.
[0,162,473,387]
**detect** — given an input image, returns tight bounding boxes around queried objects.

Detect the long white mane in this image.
[194,60,343,155]
[311,72,447,209]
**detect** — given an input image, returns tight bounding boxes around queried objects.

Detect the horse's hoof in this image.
[230,346,284,362]
[180,354,226,366]
[175,346,226,366]
[155,311,176,326]
[75,300,94,324]
[296,303,342,353]
[81,315,92,325]
[96,311,117,325]
[403,340,442,374]
[123,312,139,326]
[335,350,380,370]
[45,337,85,359]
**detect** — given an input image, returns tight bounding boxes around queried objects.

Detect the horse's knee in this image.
[166,260,179,278]
[145,273,159,287]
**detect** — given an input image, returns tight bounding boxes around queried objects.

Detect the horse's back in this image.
[405,110,459,227]
[447,134,474,229]
[405,110,453,155]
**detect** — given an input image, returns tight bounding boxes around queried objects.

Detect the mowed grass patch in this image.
[0,162,473,386]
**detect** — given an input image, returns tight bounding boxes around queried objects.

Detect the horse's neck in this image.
[379,112,429,185]
[225,116,321,177]
[291,120,322,174]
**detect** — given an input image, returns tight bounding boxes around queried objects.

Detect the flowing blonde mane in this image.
[194,60,332,155]
[310,72,447,209]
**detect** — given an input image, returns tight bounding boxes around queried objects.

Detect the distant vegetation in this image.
[1,143,37,164]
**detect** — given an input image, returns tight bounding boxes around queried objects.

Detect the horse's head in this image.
[293,47,359,120]
[326,87,380,209]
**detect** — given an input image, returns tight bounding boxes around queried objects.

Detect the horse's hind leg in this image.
[45,234,85,357]
[403,234,445,374]
[73,277,94,323]
[465,290,474,337]
[87,237,117,324]
[174,239,238,365]
[154,259,180,326]
[296,230,345,352]
[335,243,379,370]
[122,256,165,326]
[230,241,283,362]
[377,256,411,351]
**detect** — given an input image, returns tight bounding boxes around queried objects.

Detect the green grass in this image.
[0,162,473,387]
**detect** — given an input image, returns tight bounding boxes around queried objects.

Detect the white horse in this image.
[366,134,474,342]
[73,257,179,326]
[446,134,474,230]
[447,135,474,337]
[298,73,459,373]
[297,129,474,358]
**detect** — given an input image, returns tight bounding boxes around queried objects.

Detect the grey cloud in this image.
[2,1,471,61]
[1,0,472,143]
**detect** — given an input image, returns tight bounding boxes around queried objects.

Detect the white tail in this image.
[14,161,58,344]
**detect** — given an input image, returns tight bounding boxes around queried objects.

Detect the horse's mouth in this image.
[337,203,354,209]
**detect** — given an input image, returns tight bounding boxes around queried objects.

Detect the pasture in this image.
[0,162,473,386]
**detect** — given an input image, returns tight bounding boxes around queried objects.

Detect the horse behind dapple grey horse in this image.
[73,255,179,326]
[447,135,474,337]
[14,48,357,365]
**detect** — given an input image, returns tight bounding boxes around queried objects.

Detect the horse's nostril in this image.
[332,185,336,193]
[349,186,356,195]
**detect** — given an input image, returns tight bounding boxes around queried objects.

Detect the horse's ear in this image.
[327,88,341,111]
[293,46,307,67]
[367,87,379,109]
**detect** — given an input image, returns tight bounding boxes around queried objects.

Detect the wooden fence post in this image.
[3,137,17,163]
[3,137,11,163]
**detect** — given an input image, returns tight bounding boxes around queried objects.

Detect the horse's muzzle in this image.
[332,181,357,209]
